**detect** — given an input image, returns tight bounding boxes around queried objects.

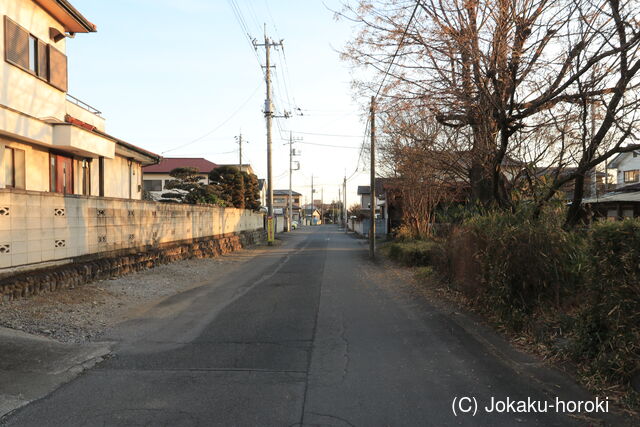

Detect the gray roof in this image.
[607,151,640,169]
[357,186,370,195]
[583,191,640,204]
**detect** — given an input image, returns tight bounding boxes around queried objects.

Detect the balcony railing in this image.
[66,94,102,116]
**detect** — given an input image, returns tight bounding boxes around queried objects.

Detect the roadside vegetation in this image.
[343,0,640,412]
[384,210,640,411]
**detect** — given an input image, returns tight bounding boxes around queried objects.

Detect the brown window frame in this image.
[81,159,91,196]
[98,157,105,197]
[4,16,63,89]
[4,146,26,189]
[49,152,74,194]
[623,169,640,183]
[47,44,68,92]
[4,16,28,70]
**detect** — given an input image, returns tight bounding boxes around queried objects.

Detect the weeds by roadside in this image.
[382,215,640,415]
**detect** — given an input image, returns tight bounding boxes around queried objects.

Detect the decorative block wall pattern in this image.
[0,189,264,269]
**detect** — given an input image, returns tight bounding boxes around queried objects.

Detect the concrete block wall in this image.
[0,189,264,270]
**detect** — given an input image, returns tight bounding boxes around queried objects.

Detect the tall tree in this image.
[342,0,640,219]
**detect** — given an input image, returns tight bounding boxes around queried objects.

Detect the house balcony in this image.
[65,94,106,132]
[52,123,114,158]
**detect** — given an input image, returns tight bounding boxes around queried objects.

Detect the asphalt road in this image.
[3,226,603,426]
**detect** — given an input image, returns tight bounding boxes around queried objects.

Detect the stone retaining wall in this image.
[0,229,265,301]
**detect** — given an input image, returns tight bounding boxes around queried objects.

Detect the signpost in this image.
[267,216,275,244]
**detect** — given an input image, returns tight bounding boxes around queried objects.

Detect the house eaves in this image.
[34,0,97,33]
[114,139,161,166]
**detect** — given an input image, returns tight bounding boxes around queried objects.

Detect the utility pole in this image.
[311,174,314,225]
[369,96,376,259]
[321,187,324,224]
[286,132,301,231]
[235,132,244,171]
[343,174,347,233]
[288,132,293,232]
[253,27,287,243]
[338,186,341,226]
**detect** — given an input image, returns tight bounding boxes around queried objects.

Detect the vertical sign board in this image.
[267,216,275,243]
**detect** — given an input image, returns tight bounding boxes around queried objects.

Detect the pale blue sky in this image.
[68,0,370,205]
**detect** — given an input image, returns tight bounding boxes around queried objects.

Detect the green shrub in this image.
[463,211,587,330]
[387,240,443,267]
[570,220,640,385]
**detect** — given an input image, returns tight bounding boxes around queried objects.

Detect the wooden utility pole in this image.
[369,96,376,259]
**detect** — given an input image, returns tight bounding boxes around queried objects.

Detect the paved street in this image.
[3,227,598,426]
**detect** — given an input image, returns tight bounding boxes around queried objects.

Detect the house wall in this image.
[0,1,68,121]
[360,194,371,209]
[0,188,264,269]
[104,156,143,199]
[0,137,145,199]
[615,153,640,187]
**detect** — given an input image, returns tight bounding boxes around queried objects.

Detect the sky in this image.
[67,0,371,207]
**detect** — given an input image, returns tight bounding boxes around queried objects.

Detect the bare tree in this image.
[341,0,640,222]
[381,113,462,237]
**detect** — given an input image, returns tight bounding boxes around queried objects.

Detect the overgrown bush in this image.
[387,240,444,267]
[387,212,640,403]
[464,211,587,330]
[570,220,640,386]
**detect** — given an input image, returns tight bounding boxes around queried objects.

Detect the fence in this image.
[0,189,264,271]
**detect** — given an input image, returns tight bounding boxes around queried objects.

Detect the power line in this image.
[162,83,261,154]
[167,149,238,157]
[282,130,363,138]
[294,141,361,149]
[374,0,421,99]
[226,0,266,76]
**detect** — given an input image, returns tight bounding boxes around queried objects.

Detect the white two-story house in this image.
[609,151,640,189]
[1,0,159,199]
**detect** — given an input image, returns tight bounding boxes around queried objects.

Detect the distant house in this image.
[608,151,640,189]
[582,176,640,221]
[273,190,302,222]
[357,186,374,211]
[533,166,608,200]
[355,179,402,235]
[1,0,160,199]
[142,158,218,198]
[303,207,321,226]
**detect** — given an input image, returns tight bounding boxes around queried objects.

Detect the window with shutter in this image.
[37,39,48,79]
[4,147,25,189]
[48,45,68,92]
[4,16,29,69]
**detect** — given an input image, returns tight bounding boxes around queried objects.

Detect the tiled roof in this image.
[143,158,218,174]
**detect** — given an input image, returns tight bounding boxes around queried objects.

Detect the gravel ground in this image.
[0,247,262,344]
